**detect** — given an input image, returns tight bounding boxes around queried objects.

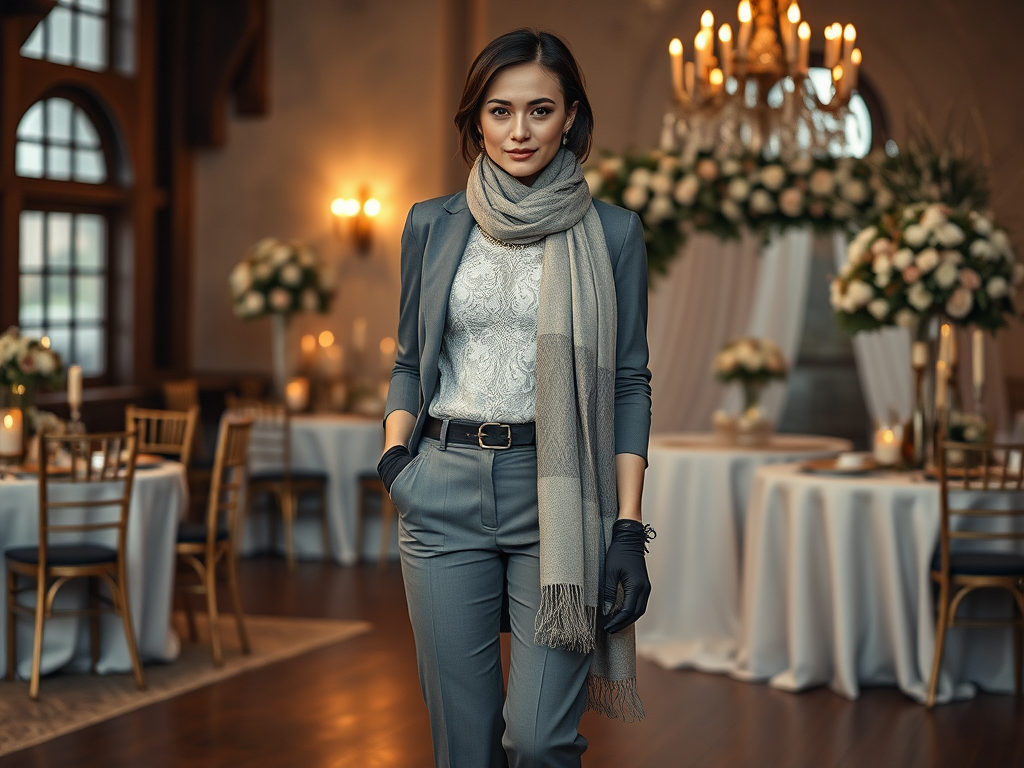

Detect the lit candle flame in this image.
[844,24,856,42]
[737,1,751,23]
[709,68,724,86]
[701,10,714,29]
[363,198,381,217]
[787,3,801,24]
[669,37,683,55]
[3,415,12,429]
[798,21,810,40]
[832,64,844,81]
[851,48,862,65]
[719,24,732,42]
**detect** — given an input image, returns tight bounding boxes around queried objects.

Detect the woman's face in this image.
[478,62,578,186]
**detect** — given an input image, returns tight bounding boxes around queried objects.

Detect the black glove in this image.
[602,519,655,634]
[377,445,414,495]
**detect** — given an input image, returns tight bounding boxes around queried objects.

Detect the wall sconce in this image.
[331,187,380,254]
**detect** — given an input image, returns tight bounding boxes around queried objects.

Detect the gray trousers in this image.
[391,432,591,768]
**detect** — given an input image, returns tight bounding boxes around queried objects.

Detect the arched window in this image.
[15,97,107,183]
[19,0,135,75]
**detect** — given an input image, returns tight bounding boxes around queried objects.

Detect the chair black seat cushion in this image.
[932,550,1024,577]
[249,469,328,484]
[5,544,117,566]
[177,522,229,544]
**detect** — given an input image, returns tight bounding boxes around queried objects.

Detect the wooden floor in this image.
[6,556,1023,768]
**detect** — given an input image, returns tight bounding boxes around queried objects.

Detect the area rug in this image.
[0,614,371,757]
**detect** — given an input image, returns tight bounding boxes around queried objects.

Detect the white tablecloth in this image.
[0,462,188,679]
[636,433,852,671]
[240,413,387,565]
[734,463,1023,703]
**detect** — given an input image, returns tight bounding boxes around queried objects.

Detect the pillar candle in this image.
[797,22,810,74]
[911,341,928,369]
[842,24,857,66]
[284,377,309,412]
[935,360,948,410]
[938,323,952,364]
[67,365,82,411]
[0,409,23,458]
[873,426,901,466]
[849,48,861,91]
[684,61,696,96]
[972,329,984,389]
[737,1,752,63]
[669,38,684,99]
[718,25,733,80]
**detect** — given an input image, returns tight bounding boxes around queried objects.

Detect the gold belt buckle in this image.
[477,422,512,450]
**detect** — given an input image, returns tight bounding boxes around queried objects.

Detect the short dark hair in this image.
[454,29,594,166]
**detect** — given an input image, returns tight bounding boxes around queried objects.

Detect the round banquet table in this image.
[732,463,1024,704]
[0,462,188,679]
[636,432,852,672]
[239,413,388,566]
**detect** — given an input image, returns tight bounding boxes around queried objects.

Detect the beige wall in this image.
[194,0,1024,378]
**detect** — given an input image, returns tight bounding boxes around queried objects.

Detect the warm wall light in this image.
[331,186,380,254]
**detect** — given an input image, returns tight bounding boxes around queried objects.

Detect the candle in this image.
[695,30,708,81]
[684,61,696,97]
[938,323,952,364]
[873,425,902,466]
[823,25,837,69]
[797,21,810,74]
[0,409,23,458]
[737,0,752,63]
[700,9,714,35]
[832,64,845,99]
[284,377,309,412]
[912,341,928,369]
[972,329,984,389]
[67,365,82,412]
[849,48,861,91]
[785,3,801,67]
[300,334,317,373]
[352,317,367,353]
[709,68,724,92]
[935,360,948,410]
[669,38,684,99]
[718,25,733,80]
[842,24,857,65]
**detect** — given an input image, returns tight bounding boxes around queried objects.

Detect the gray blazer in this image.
[384,190,653,461]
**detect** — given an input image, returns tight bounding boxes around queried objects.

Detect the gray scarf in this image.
[466,148,643,721]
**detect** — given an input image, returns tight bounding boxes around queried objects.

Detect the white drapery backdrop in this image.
[647,229,1011,435]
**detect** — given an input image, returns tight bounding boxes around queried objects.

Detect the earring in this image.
[562,133,569,146]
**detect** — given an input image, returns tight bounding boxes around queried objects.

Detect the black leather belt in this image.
[423,416,535,449]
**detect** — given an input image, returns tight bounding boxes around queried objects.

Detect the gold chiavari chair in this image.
[5,432,145,699]
[162,378,199,412]
[357,472,397,570]
[927,438,1024,707]
[174,416,253,666]
[126,404,200,468]
[226,396,330,570]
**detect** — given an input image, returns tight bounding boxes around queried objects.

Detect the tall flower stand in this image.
[271,313,289,401]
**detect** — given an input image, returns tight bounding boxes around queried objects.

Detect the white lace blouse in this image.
[427,226,544,423]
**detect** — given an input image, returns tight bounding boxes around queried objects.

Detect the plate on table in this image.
[135,453,165,469]
[800,457,880,476]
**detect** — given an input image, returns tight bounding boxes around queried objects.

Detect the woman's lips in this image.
[506,148,537,160]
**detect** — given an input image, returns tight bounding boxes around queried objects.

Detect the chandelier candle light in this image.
[667,1,862,158]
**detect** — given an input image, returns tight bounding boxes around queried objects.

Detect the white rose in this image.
[908,283,934,311]
[870,238,892,257]
[715,350,737,374]
[940,249,963,266]
[673,175,700,206]
[919,204,949,231]
[990,230,1012,258]
[874,188,896,210]
[279,263,302,287]
[969,239,996,260]
[933,261,959,289]
[627,167,652,189]
[895,309,917,328]
[584,169,603,196]
[915,247,940,273]
[903,224,929,248]
[873,254,891,275]
[297,245,317,267]
[721,158,742,176]
[840,179,869,205]
[649,172,674,196]
[657,155,679,173]
[696,158,719,181]
[946,286,973,319]
[749,189,776,215]
[986,276,1009,299]
[892,247,914,270]
[727,177,751,202]
[779,187,804,217]
[829,279,844,310]
[240,291,265,316]
[935,222,965,248]
[788,156,814,175]
[844,280,874,310]
[300,288,321,312]
[721,199,743,221]
[229,263,253,297]
[969,212,993,236]
[645,194,675,224]
[31,349,56,376]
[0,332,20,366]
[760,164,786,191]
[867,299,890,320]
[809,168,835,196]
[270,244,292,266]
[875,270,891,288]
[598,157,624,177]
[252,237,279,261]
[269,287,293,312]
[254,261,274,281]
[622,185,649,211]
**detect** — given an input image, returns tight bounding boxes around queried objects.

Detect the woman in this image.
[378,28,653,767]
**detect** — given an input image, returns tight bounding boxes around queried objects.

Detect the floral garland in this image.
[0,326,64,392]
[585,149,885,276]
[831,203,1022,333]
[229,238,335,320]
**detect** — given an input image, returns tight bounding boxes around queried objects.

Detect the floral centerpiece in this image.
[586,150,881,276]
[830,203,1022,333]
[229,238,335,398]
[713,337,788,412]
[0,326,64,401]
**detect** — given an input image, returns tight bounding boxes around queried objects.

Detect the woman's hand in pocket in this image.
[378,445,414,495]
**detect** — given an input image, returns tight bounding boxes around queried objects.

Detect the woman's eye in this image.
[490,107,509,117]
[533,107,552,116]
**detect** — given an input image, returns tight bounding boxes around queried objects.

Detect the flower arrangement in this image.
[586,150,881,276]
[831,203,1022,333]
[0,326,64,394]
[229,238,335,320]
[713,337,788,385]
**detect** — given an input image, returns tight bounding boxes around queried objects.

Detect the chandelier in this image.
[664,0,863,159]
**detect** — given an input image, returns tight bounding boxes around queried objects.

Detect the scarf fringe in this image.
[585,674,646,722]
[533,584,595,653]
